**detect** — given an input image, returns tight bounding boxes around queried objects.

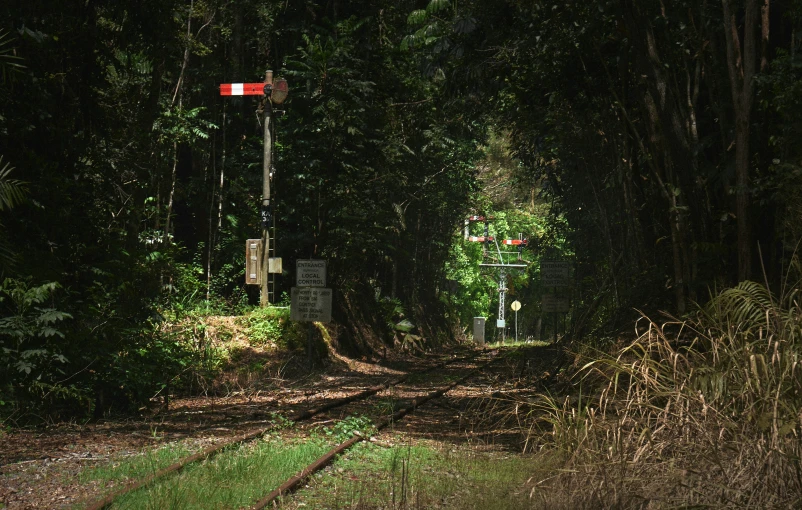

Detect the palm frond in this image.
[0,29,25,84]
[0,222,17,273]
[0,157,27,211]
[704,280,773,331]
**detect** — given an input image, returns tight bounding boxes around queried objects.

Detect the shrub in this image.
[0,278,77,417]
[242,306,304,350]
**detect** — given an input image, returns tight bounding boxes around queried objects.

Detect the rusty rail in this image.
[247,352,501,509]
[84,351,477,510]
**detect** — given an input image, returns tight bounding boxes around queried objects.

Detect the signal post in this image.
[220,71,288,305]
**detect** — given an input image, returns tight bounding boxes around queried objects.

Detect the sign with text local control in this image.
[541,260,571,287]
[296,259,326,287]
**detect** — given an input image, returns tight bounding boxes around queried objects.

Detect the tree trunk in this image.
[617,0,701,312]
[722,0,761,281]
[164,141,178,246]
[206,121,225,301]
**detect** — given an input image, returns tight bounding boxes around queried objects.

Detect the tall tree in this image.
[722,0,763,281]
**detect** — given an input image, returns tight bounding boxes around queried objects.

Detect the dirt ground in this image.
[0,343,558,509]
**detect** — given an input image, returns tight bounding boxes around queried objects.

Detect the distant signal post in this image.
[466,218,529,341]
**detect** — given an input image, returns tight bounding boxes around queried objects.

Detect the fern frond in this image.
[0,29,25,83]
[705,280,773,331]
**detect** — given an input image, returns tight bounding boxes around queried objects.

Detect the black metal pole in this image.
[307,322,314,369]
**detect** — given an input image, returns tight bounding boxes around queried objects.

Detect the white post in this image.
[510,300,522,343]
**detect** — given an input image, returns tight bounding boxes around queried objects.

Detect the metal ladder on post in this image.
[267,225,277,304]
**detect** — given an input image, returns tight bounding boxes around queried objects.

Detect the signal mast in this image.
[464,216,528,340]
[219,71,289,305]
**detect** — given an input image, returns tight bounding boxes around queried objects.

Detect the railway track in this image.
[84,350,487,510]
[249,352,502,509]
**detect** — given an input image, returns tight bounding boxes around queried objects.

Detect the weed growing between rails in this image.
[508,280,802,508]
[80,442,195,488]
[288,440,546,509]
[103,432,338,508]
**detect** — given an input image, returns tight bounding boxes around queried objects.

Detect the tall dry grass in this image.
[521,280,802,508]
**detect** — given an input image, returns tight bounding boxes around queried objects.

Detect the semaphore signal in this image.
[219,80,289,97]
[219,71,289,306]
[463,215,530,341]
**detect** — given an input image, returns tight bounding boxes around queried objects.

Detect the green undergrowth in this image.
[317,415,376,443]
[79,441,195,487]
[288,440,550,509]
[158,305,309,396]
[105,435,332,509]
[85,417,364,509]
[240,306,305,349]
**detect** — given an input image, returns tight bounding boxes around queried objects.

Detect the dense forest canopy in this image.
[1,0,801,418]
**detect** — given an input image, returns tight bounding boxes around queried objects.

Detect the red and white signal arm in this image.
[220,83,265,96]
[220,79,288,103]
[467,236,494,242]
[502,239,528,246]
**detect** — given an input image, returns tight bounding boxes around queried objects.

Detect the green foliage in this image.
[321,414,375,443]
[401,0,458,51]
[0,278,73,414]
[106,436,333,509]
[0,29,24,84]
[443,157,556,338]
[80,442,194,485]
[703,280,776,329]
[0,157,26,212]
[2,0,799,421]
[379,297,409,333]
[241,306,305,350]
[267,411,294,430]
[0,157,27,271]
[153,106,218,145]
[293,442,539,509]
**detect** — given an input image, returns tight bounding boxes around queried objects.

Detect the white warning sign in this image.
[290,287,333,322]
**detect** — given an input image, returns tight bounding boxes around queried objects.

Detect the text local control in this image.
[297,260,326,287]
[298,276,324,285]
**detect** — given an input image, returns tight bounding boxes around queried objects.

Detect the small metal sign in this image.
[296,259,326,287]
[473,317,486,345]
[269,257,283,274]
[542,294,570,313]
[497,319,506,328]
[290,287,333,322]
[510,300,521,311]
[541,260,571,287]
